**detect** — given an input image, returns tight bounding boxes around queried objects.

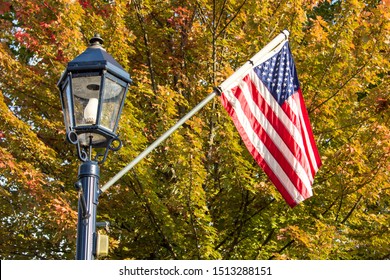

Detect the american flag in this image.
[220,42,321,207]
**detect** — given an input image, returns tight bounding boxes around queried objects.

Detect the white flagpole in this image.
[100,30,289,193]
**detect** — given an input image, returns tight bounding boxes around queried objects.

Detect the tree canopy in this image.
[0,0,389,260]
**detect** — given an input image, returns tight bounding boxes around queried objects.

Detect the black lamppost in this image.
[57,34,131,260]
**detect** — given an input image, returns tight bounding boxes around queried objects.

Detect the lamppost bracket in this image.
[96,221,110,233]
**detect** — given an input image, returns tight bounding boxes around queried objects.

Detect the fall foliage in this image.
[0,0,389,260]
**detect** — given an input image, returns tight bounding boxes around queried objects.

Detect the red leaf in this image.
[0,2,11,14]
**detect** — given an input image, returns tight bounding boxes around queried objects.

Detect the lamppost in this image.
[57,34,131,260]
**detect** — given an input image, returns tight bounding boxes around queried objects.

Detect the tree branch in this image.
[133,0,158,94]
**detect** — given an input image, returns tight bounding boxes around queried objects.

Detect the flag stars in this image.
[254,42,299,105]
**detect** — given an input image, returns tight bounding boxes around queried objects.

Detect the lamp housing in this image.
[57,35,131,157]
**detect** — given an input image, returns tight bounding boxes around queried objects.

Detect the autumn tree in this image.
[0,0,389,260]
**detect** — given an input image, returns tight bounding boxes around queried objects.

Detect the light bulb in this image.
[84,98,98,124]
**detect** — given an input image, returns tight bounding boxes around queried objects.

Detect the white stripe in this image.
[248,71,314,184]
[286,96,319,174]
[223,87,305,204]
[237,78,313,193]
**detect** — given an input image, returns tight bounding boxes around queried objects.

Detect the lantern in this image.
[58,34,131,162]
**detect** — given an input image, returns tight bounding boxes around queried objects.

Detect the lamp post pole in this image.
[75,161,100,260]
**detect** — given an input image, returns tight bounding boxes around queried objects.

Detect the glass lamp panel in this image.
[71,75,102,126]
[100,77,126,132]
[61,81,73,133]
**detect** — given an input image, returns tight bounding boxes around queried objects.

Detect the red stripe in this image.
[220,91,298,207]
[296,90,322,167]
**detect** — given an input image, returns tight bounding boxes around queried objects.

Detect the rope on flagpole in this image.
[100,30,289,193]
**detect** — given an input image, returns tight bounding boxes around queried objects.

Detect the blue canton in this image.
[253,42,300,105]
